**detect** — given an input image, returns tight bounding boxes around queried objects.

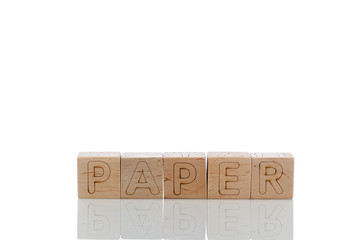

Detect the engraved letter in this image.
[219,162,240,195]
[88,161,111,194]
[173,163,196,195]
[259,161,283,194]
[126,161,160,195]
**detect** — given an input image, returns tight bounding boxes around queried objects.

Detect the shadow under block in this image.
[251,153,294,199]
[207,152,251,199]
[164,152,207,199]
[121,152,163,199]
[78,152,121,199]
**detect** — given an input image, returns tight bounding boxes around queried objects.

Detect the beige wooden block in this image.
[251,153,294,199]
[78,152,121,199]
[121,152,163,199]
[164,152,206,199]
[207,152,251,199]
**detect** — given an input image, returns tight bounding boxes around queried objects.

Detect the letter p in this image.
[173,163,196,195]
[88,161,111,194]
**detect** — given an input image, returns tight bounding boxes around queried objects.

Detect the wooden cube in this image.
[78,152,121,199]
[207,152,251,199]
[251,153,294,199]
[121,152,163,199]
[164,152,206,199]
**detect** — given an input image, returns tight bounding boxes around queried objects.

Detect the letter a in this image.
[126,161,160,195]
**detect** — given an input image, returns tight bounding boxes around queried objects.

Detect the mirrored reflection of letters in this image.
[121,199,163,239]
[164,199,206,240]
[77,199,293,240]
[251,200,293,240]
[208,200,250,240]
[77,199,120,239]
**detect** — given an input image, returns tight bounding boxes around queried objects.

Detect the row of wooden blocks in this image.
[78,152,294,199]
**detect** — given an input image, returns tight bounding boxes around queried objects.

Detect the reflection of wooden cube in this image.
[77,152,121,199]
[164,199,206,239]
[121,199,163,239]
[251,153,294,199]
[208,152,251,199]
[77,199,121,239]
[121,152,163,199]
[164,152,206,199]
[207,200,250,239]
[251,200,293,239]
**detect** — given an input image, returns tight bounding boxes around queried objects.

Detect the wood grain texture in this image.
[121,152,163,199]
[207,152,251,199]
[251,153,294,199]
[164,152,206,199]
[78,152,121,199]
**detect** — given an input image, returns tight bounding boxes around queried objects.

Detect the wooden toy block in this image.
[207,152,251,199]
[251,153,294,199]
[77,152,121,199]
[164,152,206,199]
[121,152,163,199]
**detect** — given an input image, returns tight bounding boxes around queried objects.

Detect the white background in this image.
[0,0,359,239]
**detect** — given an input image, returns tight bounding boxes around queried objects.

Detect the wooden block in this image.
[121,152,163,199]
[164,152,206,199]
[78,152,121,199]
[251,153,294,199]
[207,152,251,199]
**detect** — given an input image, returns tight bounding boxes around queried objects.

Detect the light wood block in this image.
[121,152,163,199]
[251,153,294,199]
[207,152,251,199]
[164,152,206,199]
[78,152,121,199]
